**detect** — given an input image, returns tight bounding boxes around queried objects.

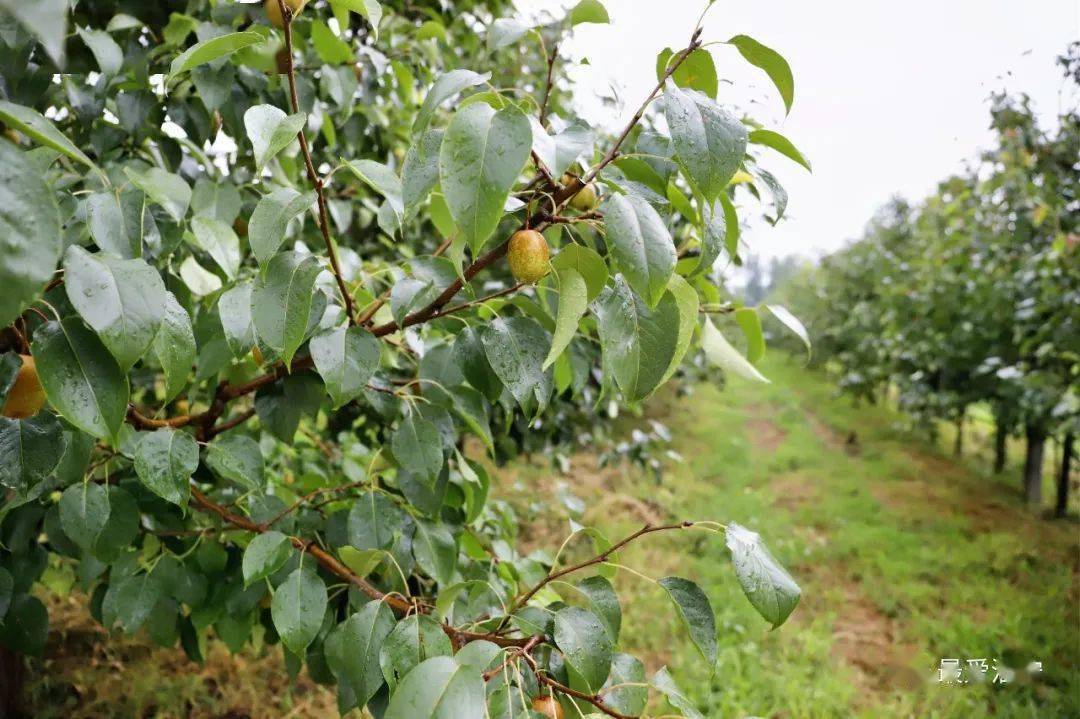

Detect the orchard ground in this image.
[27,356,1079,718]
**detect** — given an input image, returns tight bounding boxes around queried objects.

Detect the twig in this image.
[538,43,559,126]
[509,522,693,614]
[277,0,358,324]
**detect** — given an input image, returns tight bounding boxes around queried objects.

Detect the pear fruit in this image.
[266,0,306,28]
[2,355,46,419]
[562,173,598,212]
[531,696,564,719]
[507,230,550,284]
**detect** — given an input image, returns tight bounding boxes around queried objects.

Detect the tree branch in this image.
[277,0,357,325]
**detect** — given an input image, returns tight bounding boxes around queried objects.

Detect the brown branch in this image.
[538,43,559,127]
[277,0,357,325]
[205,408,256,438]
[519,646,633,719]
[128,406,194,429]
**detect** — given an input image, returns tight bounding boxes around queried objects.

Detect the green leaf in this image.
[92,486,139,561]
[331,0,383,40]
[0,594,49,657]
[734,307,765,365]
[133,428,198,509]
[191,179,242,225]
[403,129,444,217]
[439,102,532,254]
[553,606,613,693]
[271,567,327,655]
[123,166,191,223]
[59,482,110,550]
[244,105,306,173]
[481,317,553,414]
[251,251,324,369]
[325,600,396,711]
[218,283,255,357]
[658,274,699,386]
[593,277,680,402]
[151,292,196,403]
[656,47,718,98]
[337,547,386,578]
[413,69,490,135]
[392,410,444,483]
[550,244,608,301]
[178,256,221,296]
[380,615,454,690]
[718,193,740,259]
[454,640,501,671]
[601,193,676,307]
[0,142,62,327]
[651,666,703,719]
[347,491,404,550]
[249,187,315,267]
[575,576,621,643]
[255,373,325,443]
[602,653,648,717]
[0,0,67,66]
[310,326,381,408]
[77,26,123,76]
[0,100,97,171]
[63,246,168,371]
[32,319,129,441]
[697,199,732,275]
[384,656,485,719]
[748,129,811,171]
[188,216,241,280]
[659,576,717,665]
[664,87,748,203]
[766,304,811,359]
[569,0,609,25]
[311,20,353,64]
[701,316,769,383]
[242,531,293,586]
[86,190,146,259]
[345,159,405,230]
[542,268,588,370]
[413,519,457,586]
[727,35,794,114]
[103,571,162,633]
[0,413,64,491]
[168,31,264,80]
[726,522,801,628]
[204,434,264,491]
[487,18,532,51]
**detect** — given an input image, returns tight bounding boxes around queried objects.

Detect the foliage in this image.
[0,0,815,715]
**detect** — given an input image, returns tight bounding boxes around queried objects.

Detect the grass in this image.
[25,355,1079,717]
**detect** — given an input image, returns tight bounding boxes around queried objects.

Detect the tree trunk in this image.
[1023,425,1046,507]
[0,647,25,718]
[1055,432,1074,518]
[993,423,1008,474]
[953,412,965,457]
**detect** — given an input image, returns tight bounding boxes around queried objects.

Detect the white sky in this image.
[519,0,1080,262]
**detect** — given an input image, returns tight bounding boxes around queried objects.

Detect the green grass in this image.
[26,355,1078,718]
[506,355,1078,717]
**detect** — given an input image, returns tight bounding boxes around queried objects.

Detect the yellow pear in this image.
[265,0,306,29]
[2,355,46,419]
[507,230,550,284]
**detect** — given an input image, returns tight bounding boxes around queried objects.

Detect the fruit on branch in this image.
[2,355,46,419]
[265,0,306,28]
[562,173,598,212]
[507,230,551,284]
[252,346,265,366]
[531,696,564,719]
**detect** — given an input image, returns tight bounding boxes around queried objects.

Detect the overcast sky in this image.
[520,0,1079,263]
